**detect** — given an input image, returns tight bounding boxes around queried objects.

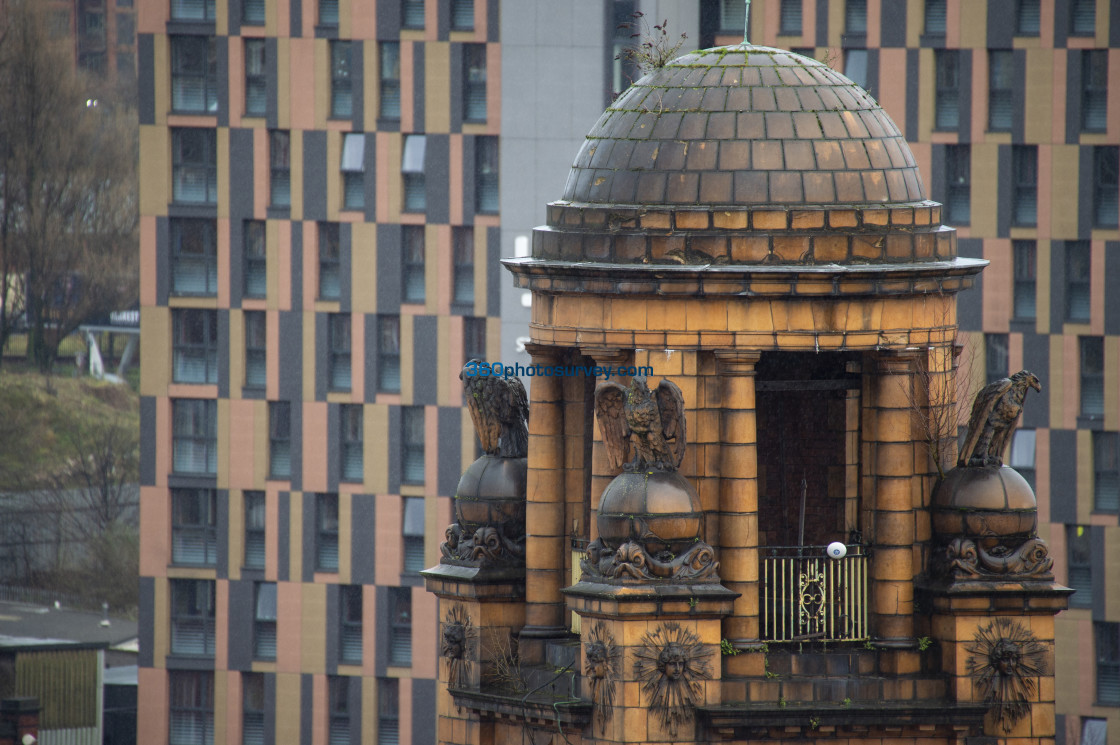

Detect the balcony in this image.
[761,544,869,643]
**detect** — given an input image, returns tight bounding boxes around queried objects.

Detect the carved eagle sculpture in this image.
[460,362,529,458]
[958,369,1042,468]
[595,376,687,472]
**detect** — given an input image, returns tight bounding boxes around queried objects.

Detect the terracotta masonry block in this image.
[714,210,748,229]
[729,236,770,263]
[752,210,787,231]
[641,210,672,230]
[772,235,810,262]
[790,209,825,229]
[828,209,858,228]
[675,210,710,230]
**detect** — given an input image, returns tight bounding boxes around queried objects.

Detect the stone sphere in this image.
[597,470,704,558]
[454,455,527,533]
[931,465,1037,545]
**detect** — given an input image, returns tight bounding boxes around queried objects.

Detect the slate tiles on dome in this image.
[561,45,926,207]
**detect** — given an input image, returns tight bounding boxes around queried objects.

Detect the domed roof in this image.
[563,45,925,207]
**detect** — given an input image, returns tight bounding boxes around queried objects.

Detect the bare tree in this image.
[0,0,138,375]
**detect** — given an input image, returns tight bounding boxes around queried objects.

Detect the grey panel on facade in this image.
[1076,146,1093,238]
[986,0,1014,47]
[301,491,316,583]
[996,145,1012,237]
[956,239,983,331]
[387,406,402,494]
[155,217,169,305]
[413,43,426,131]
[957,52,973,139]
[266,38,280,130]
[904,48,919,141]
[1049,243,1067,332]
[374,585,389,676]
[324,584,339,674]
[215,40,230,127]
[438,406,464,497]
[412,678,437,745]
[138,35,156,125]
[376,0,401,38]
[216,489,230,577]
[350,494,377,584]
[289,402,303,491]
[1064,51,1079,145]
[279,312,303,401]
[1052,0,1069,46]
[301,130,328,222]
[351,43,365,131]
[138,577,155,667]
[340,223,353,312]
[217,309,231,399]
[140,396,157,486]
[226,578,254,670]
[1091,525,1106,615]
[425,135,451,224]
[290,223,303,308]
[277,491,290,582]
[326,403,340,491]
[1048,429,1077,524]
[880,1,906,46]
[376,225,403,313]
[815,0,829,46]
[1020,332,1049,429]
[412,316,438,405]
[487,227,501,317]
[300,673,313,745]
[314,312,328,401]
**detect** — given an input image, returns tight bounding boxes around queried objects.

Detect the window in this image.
[270,130,290,208]
[1067,241,1091,322]
[1067,525,1092,607]
[173,309,219,384]
[378,679,400,745]
[450,0,473,29]
[242,673,265,745]
[328,314,351,390]
[988,50,1013,132]
[402,226,425,303]
[464,317,486,362]
[319,0,338,25]
[242,0,264,24]
[244,311,266,389]
[475,135,498,214]
[244,220,267,297]
[379,43,401,120]
[402,497,425,573]
[1015,0,1040,35]
[1093,146,1119,228]
[452,227,474,304]
[402,0,424,28]
[172,128,217,204]
[170,579,215,656]
[341,404,363,482]
[946,144,970,224]
[845,0,867,34]
[844,49,868,89]
[169,671,214,745]
[935,50,960,130]
[1080,336,1104,416]
[117,13,135,43]
[254,582,277,659]
[463,44,487,122]
[319,223,341,300]
[171,488,217,566]
[244,490,266,568]
[317,493,340,571]
[1082,50,1108,132]
[339,585,362,663]
[402,407,425,484]
[173,399,217,475]
[171,37,217,114]
[244,39,266,116]
[402,134,426,212]
[1096,622,1120,705]
[330,42,352,118]
[117,52,136,80]
[378,316,401,392]
[1083,720,1109,745]
[720,0,745,32]
[985,333,1008,385]
[1012,146,1037,226]
[1009,429,1035,491]
[779,0,802,34]
[329,677,352,745]
[341,133,365,210]
[389,587,412,665]
[1071,0,1095,35]
[1013,241,1036,320]
[171,0,215,22]
[269,401,291,479]
[924,0,946,34]
[1094,431,1119,511]
[171,218,218,296]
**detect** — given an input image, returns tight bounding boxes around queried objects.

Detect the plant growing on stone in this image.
[615,12,688,76]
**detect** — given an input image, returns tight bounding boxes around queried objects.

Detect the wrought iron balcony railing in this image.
[761,544,869,643]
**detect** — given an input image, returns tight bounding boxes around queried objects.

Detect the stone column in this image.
[868,350,920,648]
[584,348,632,545]
[714,350,762,650]
[519,343,569,654]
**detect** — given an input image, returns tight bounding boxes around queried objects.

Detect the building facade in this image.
[137,0,1119,743]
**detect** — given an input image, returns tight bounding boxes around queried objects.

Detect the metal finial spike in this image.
[744,0,751,44]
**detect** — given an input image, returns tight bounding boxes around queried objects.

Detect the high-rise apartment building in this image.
[137,1,1118,743]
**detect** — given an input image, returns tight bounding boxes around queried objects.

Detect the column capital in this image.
[714,349,762,375]
[582,347,630,366]
[870,348,922,375]
[523,343,561,363]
